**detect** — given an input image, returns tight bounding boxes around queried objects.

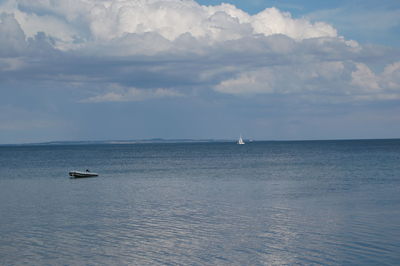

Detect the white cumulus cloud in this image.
[0,0,341,52]
[251,7,337,40]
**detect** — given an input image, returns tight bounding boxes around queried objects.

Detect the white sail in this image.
[237,135,245,145]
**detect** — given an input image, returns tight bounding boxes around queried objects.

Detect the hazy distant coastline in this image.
[0,139,234,146]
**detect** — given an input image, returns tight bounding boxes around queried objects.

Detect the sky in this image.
[0,0,399,144]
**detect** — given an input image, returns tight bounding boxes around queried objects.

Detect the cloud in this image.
[1,0,339,51]
[0,0,399,106]
[215,60,400,102]
[215,61,347,95]
[251,7,337,40]
[350,62,400,100]
[82,85,184,103]
[0,57,25,71]
[382,62,400,90]
[0,12,27,56]
[351,63,380,91]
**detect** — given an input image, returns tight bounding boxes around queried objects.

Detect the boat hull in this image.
[69,171,98,178]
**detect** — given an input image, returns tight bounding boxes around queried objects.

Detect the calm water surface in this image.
[0,140,400,265]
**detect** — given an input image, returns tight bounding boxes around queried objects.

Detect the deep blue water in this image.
[0,140,400,265]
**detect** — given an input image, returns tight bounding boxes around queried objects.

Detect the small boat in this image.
[69,170,98,178]
[237,135,245,145]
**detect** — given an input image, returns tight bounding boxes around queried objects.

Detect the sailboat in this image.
[237,135,245,145]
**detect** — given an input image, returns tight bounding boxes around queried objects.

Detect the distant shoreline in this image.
[0,139,231,146]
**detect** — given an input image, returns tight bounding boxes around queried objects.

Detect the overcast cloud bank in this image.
[1,0,398,102]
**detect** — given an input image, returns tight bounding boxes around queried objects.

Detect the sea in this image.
[0,139,399,265]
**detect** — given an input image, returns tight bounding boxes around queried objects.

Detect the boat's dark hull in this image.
[69,171,98,178]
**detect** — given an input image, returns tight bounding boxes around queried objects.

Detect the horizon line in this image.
[1,137,399,146]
